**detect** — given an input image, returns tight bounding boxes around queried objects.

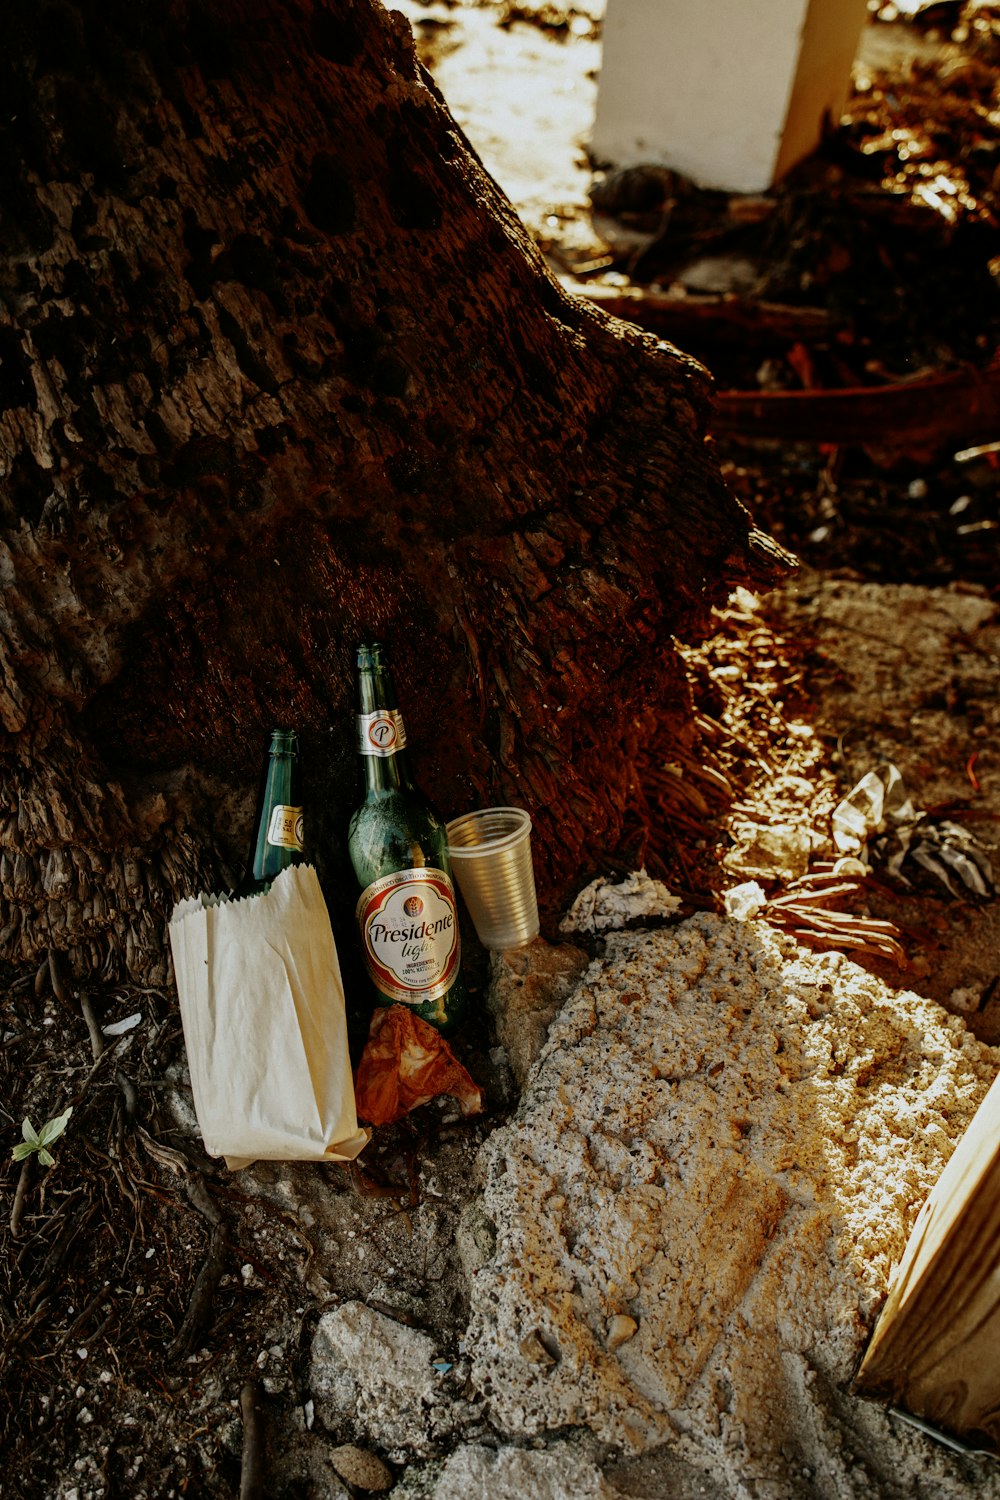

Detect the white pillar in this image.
[592,0,870,194]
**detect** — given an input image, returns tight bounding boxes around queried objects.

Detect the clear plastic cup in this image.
[446,807,539,950]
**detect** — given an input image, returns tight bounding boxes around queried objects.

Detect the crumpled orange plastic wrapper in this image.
[354,1005,483,1127]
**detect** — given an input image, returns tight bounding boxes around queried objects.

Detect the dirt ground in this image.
[2,3,998,1497]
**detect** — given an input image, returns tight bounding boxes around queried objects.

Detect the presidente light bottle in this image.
[237,728,306,896]
[348,643,466,1032]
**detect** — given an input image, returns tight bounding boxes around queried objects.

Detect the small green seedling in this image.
[12,1107,73,1167]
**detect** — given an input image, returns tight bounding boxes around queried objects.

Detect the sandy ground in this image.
[394,0,606,253]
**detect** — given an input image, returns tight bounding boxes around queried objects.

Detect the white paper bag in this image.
[169,864,369,1169]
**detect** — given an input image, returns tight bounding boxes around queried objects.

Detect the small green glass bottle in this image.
[237,728,306,896]
[347,643,466,1033]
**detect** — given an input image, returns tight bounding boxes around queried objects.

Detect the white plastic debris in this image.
[559,870,682,936]
[831,763,914,855]
[729,586,763,615]
[832,762,994,898]
[909,822,994,899]
[724,882,768,921]
[101,1012,142,1037]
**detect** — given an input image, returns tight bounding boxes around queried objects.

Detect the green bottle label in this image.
[356,867,460,1005]
[357,709,408,758]
[266,805,304,851]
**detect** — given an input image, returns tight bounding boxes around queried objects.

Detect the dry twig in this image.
[762,873,909,966]
[9,1159,31,1240]
[239,1379,266,1500]
[168,1223,229,1362]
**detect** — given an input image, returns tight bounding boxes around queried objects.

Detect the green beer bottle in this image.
[237,728,306,896]
[348,643,466,1032]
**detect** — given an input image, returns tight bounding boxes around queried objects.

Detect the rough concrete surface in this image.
[311,1301,483,1459]
[487,939,590,1090]
[464,914,1000,1499]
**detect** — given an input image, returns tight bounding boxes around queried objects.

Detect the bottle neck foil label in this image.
[266,805,304,850]
[356,867,460,1005]
[357,709,408,758]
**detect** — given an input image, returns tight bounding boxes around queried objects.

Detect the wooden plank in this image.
[853,1067,1000,1451]
[710,361,1000,450]
[571,280,834,348]
[574,278,1000,462]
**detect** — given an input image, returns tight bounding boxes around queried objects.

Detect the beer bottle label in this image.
[357,709,408,758]
[266,805,305,851]
[356,867,460,1005]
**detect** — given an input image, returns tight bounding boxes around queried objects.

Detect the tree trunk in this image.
[0,0,790,984]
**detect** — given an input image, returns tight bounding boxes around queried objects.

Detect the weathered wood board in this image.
[854,1066,1000,1451]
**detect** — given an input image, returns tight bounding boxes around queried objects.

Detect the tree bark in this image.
[0,0,790,984]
